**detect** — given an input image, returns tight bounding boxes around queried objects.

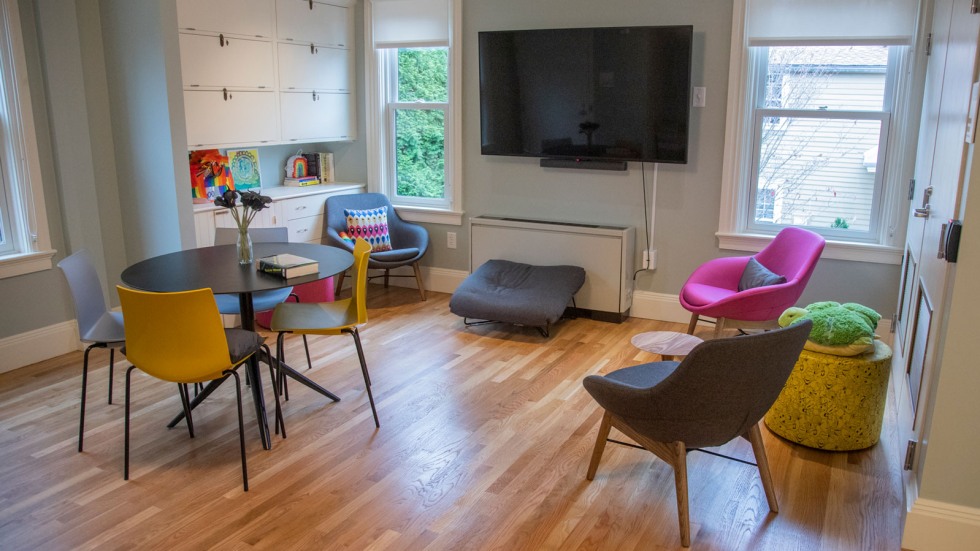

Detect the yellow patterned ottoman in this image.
[764,340,892,451]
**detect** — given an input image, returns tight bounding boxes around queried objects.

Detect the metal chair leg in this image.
[263,344,286,438]
[346,327,379,428]
[177,383,195,438]
[276,332,290,401]
[124,366,137,480]
[107,348,115,404]
[225,369,249,491]
[78,345,94,453]
[302,335,313,370]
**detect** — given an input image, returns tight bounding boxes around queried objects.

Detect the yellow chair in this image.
[270,238,380,428]
[117,286,280,491]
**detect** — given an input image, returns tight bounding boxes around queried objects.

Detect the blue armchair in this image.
[325,193,428,300]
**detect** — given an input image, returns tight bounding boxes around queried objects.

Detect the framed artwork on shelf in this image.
[227,148,262,190]
[189,149,233,204]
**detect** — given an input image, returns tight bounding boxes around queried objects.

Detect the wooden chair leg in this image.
[384,268,390,288]
[686,313,699,335]
[713,317,728,338]
[335,270,346,295]
[746,422,779,513]
[586,411,613,480]
[671,441,691,548]
[412,261,426,301]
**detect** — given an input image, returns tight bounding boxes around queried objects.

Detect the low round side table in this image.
[630,331,704,361]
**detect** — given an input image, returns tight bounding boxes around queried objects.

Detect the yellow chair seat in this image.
[765,340,892,451]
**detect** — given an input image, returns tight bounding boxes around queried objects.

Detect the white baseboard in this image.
[629,290,692,323]
[0,321,79,374]
[903,498,980,551]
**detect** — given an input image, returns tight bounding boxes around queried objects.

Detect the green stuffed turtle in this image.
[778,301,881,356]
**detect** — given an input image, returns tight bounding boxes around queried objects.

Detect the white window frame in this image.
[364,0,463,226]
[0,0,54,278]
[718,0,924,264]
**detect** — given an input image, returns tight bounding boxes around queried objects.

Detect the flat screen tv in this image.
[478,25,693,166]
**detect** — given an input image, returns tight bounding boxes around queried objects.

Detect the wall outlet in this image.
[643,249,658,270]
[447,231,457,249]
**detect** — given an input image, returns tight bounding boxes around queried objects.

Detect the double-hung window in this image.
[367,0,462,224]
[0,0,54,278]
[719,0,922,263]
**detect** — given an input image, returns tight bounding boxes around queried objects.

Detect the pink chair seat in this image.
[680,227,825,335]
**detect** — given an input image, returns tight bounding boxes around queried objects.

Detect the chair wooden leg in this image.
[335,270,346,295]
[384,268,390,288]
[586,411,613,480]
[412,261,426,301]
[746,422,779,513]
[686,313,699,335]
[671,441,691,547]
[713,317,728,338]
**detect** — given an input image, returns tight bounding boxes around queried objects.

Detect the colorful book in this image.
[257,254,319,279]
[283,176,321,187]
[302,152,335,183]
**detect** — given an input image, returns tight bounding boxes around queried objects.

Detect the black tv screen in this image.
[479,26,693,165]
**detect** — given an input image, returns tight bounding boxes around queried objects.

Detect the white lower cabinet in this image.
[193,184,364,248]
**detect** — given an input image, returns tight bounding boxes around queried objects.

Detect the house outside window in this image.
[367,0,462,225]
[718,0,921,264]
[750,46,892,237]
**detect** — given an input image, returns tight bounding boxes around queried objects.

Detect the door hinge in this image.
[891,313,898,332]
[908,178,915,201]
[972,0,979,15]
[926,33,933,56]
[904,440,917,471]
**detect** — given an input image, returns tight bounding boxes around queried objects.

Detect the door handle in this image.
[914,205,931,218]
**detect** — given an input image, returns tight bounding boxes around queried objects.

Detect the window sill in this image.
[0,249,57,279]
[718,232,902,264]
[392,206,463,226]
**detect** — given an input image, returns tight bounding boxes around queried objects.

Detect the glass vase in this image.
[236,228,253,265]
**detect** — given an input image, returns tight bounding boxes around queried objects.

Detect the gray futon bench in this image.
[449,259,586,337]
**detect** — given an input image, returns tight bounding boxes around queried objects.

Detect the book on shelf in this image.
[283,175,321,187]
[302,152,335,183]
[257,253,319,278]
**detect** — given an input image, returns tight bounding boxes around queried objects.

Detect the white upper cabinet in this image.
[184,90,279,148]
[278,43,349,92]
[179,34,275,89]
[280,91,352,142]
[176,0,275,38]
[276,0,349,48]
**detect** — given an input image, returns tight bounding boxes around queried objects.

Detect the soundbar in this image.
[539,158,628,171]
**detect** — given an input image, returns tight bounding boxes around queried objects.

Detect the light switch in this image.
[693,87,706,108]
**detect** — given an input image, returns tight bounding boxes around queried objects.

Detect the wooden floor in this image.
[0,286,904,550]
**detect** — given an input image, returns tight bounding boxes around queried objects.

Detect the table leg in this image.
[240,292,272,450]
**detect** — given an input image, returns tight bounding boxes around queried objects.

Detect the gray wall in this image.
[1,1,898,337]
[414,0,902,316]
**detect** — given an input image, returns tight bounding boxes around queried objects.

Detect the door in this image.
[892,0,980,502]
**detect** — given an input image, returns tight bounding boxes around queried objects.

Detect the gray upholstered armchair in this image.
[325,193,429,300]
[583,321,811,547]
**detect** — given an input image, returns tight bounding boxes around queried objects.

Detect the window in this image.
[384,47,450,208]
[367,0,462,225]
[719,0,921,263]
[750,45,892,237]
[0,0,54,277]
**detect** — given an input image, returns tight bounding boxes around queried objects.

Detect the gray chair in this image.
[324,193,428,301]
[214,227,311,370]
[582,321,812,547]
[58,250,127,452]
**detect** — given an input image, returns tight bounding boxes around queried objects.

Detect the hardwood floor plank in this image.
[0,286,903,550]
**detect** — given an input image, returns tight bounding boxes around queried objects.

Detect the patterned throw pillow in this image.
[345,207,392,252]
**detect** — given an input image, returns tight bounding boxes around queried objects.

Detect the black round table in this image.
[121,242,354,449]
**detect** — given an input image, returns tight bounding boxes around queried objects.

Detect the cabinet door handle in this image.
[219,33,226,47]
[309,0,313,9]
[311,43,315,55]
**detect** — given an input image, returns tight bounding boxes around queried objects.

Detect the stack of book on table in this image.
[257,253,319,279]
[283,175,320,187]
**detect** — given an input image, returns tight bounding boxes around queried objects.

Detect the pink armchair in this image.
[680,227,825,337]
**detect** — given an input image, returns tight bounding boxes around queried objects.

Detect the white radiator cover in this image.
[469,216,636,318]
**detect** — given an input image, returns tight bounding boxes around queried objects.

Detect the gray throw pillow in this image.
[738,257,786,291]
